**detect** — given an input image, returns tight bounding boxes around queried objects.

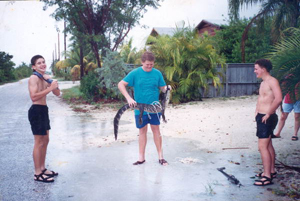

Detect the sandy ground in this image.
[59,81,298,154]
[57,81,300,200]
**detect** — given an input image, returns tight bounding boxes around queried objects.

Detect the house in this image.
[149,27,182,37]
[195,19,221,36]
[149,20,221,38]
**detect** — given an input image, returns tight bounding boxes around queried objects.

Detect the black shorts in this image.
[256,113,278,139]
[28,105,51,135]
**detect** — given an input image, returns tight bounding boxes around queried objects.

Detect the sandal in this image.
[158,159,168,166]
[255,172,263,177]
[42,168,58,177]
[292,136,298,141]
[34,173,54,183]
[254,176,273,186]
[271,172,277,178]
[133,160,145,165]
[255,172,277,178]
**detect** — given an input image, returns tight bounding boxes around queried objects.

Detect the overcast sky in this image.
[0,0,260,68]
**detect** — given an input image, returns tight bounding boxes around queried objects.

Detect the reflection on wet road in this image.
[0,80,288,201]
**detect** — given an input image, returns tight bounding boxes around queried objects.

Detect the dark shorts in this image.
[28,105,51,135]
[256,113,278,139]
[135,113,161,128]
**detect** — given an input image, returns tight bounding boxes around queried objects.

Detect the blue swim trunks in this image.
[256,113,278,139]
[135,113,161,128]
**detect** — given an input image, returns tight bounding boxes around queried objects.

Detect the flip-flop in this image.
[158,159,168,166]
[133,160,145,165]
[42,168,58,177]
[254,176,273,186]
[292,136,298,141]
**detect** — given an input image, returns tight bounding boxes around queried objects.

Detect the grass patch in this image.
[61,85,124,111]
[61,86,83,103]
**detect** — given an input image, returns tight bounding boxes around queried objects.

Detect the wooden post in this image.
[225,64,229,97]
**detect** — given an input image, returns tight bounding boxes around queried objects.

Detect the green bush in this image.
[80,71,99,101]
[95,49,134,100]
[13,62,32,80]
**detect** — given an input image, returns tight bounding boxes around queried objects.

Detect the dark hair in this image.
[141,51,155,62]
[31,55,44,66]
[255,59,272,72]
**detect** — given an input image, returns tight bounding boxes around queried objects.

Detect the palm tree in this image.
[148,27,226,103]
[56,48,97,79]
[119,38,140,64]
[228,0,300,62]
[267,27,300,101]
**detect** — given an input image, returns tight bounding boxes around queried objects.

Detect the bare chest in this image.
[259,81,274,99]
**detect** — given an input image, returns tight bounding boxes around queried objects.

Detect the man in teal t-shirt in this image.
[118,51,170,166]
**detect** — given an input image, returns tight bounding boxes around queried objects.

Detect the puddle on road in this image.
[50,110,135,150]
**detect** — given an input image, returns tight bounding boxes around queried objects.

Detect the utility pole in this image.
[64,20,67,60]
[58,32,60,61]
[54,43,57,61]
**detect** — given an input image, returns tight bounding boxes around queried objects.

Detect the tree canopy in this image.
[0,52,16,83]
[228,0,300,62]
[268,27,300,101]
[42,0,161,68]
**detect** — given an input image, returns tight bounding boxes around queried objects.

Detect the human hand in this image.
[262,114,270,124]
[50,80,59,91]
[127,97,137,107]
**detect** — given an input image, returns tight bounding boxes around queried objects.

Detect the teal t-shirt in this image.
[123,66,166,115]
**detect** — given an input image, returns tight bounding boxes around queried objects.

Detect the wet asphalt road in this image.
[0,79,294,201]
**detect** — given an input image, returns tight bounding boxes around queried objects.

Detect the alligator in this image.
[113,87,170,140]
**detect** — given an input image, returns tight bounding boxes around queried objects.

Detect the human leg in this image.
[274,112,289,137]
[33,134,49,175]
[150,125,168,166]
[37,131,58,176]
[254,137,272,185]
[137,125,148,163]
[268,139,276,175]
[40,130,49,171]
[33,134,54,182]
[293,112,300,138]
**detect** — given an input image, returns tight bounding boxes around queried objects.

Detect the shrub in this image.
[80,71,99,101]
[96,49,134,100]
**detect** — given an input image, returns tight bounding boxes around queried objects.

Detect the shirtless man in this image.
[253,59,282,186]
[28,55,60,182]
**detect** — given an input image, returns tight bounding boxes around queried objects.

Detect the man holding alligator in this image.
[118,51,170,166]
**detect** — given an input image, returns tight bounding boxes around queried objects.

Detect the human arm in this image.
[43,74,60,96]
[118,80,136,107]
[28,76,59,102]
[255,100,259,117]
[50,81,60,96]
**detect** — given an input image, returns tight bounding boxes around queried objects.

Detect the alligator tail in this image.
[114,104,131,140]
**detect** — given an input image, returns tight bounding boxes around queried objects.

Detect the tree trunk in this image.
[91,41,101,68]
[79,42,84,79]
[241,11,267,63]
